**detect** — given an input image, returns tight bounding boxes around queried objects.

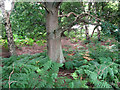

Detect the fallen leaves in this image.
[83,51,94,61]
[68,53,75,56]
[83,56,94,61]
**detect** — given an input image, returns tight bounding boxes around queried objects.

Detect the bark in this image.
[85,25,90,42]
[80,26,83,36]
[1,0,16,56]
[91,28,95,38]
[88,2,92,11]
[117,6,120,59]
[97,28,101,41]
[94,2,101,41]
[46,3,65,63]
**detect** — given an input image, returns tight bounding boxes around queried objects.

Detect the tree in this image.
[85,25,90,42]
[44,2,65,63]
[94,2,101,41]
[1,0,16,56]
[117,1,120,50]
[43,2,100,63]
[44,2,91,63]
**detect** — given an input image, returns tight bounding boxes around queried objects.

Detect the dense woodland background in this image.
[0,1,120,89]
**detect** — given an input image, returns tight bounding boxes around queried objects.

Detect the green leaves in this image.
[10,2,46,39]
[2,53,66,88]
[71,72,78,80]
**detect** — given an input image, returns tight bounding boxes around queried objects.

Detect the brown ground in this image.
[0,37,84,58]
[0,37,114,58]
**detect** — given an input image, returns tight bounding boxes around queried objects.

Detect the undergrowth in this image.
[63,43,120,88]
[2,52,68,88]
[1,52,86,88]
[1,42,120,89]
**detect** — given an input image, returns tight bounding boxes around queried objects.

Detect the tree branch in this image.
[57,12,102,34]
[58,12,102,22]
[37,2,50,13]
[91,25,98,38]
[53,2,62,8]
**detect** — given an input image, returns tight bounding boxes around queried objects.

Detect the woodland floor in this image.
[1,37,113,58]
[0,37,114,80]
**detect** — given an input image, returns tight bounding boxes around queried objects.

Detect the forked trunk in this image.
[46,5,65,63]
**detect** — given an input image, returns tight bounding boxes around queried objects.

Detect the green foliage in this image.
[10,2,46,39]
[101,21,120,42]
[64,49,87,70]
[74,57,120,88]
[60,2,84,30]
[88,43,119,60]
[0,39,8,48]
[1,41,119,88]
[13,34,34,46]
[3,52,88,88]
[1,2,120,89]
[1,33,47,47]
[2,52,68,88]
[63,43,119,88]
[1,34,35,47]
[36,39,47,46]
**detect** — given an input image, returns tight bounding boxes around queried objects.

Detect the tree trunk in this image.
[1,0,16,56]
[5,12,16,56]
[80,26,83,37]
[91,28,95,38]
[94,2,101,41]
[46,4,65,63]
[118,1,120,51]
[97,28,101,41]
[85,25,90,42]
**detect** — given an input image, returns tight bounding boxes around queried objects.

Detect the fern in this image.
[2,53,66,88]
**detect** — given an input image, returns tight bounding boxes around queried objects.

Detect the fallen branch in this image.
[8,63,17,90]
[97,59,116,75]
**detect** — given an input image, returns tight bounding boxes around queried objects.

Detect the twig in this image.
[8,63,17,90]
[97,59,116,75]
[101,63,113,74]
[95,64,98,70]
[97,64,102,75]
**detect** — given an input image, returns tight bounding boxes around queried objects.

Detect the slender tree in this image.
[118,1,120,51]
[85,25,90,42]
[1,0,16,56]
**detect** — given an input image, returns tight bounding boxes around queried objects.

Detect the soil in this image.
[0,37,81,58]
[0,37,114,58]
